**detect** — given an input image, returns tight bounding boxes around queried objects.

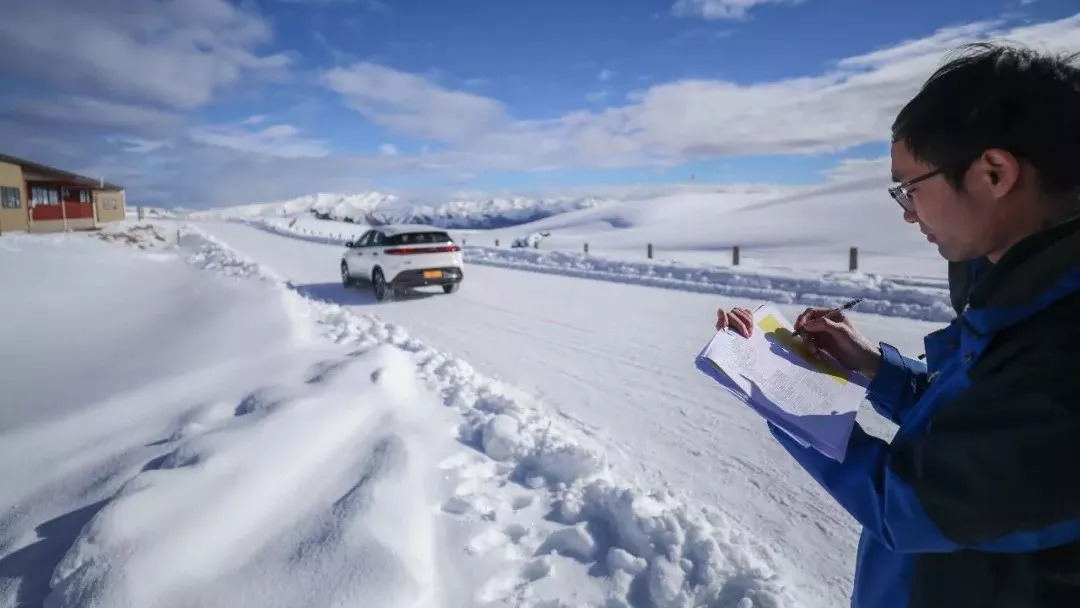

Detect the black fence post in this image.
[647,243,653,259]
[733,245,740,266]
[849,246,858,271]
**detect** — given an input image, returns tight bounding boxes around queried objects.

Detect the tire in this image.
[442,283,460,294]
[341,262,355,287]
[372,268,393,301]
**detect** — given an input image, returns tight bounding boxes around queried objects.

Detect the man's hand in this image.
[716,307,754,338]
[793,307,883,378]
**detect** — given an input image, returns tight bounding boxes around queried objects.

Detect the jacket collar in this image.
[961,215,1080,335]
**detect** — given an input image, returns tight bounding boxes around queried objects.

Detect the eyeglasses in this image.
[888,168,942,212]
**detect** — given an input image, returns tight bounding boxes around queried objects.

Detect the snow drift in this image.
[0,223,810,608]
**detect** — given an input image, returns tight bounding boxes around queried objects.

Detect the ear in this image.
[977,148,1021,197]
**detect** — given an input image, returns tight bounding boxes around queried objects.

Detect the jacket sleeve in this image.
[770,351,1080,554]
[864,342,929,426]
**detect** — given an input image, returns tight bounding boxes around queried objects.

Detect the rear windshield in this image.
[387,231,452,245]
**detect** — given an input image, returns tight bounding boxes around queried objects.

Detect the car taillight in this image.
[384,244,461,255]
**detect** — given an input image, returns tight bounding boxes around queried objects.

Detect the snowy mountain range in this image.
[190,192,619,229]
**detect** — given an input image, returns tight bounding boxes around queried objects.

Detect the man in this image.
[717,42,1080,607]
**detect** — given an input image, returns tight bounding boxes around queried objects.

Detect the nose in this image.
[902,208,919,224]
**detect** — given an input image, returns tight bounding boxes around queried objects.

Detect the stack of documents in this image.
[695,303,870,462]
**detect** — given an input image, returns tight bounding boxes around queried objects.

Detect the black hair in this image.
[892,42,1080,205]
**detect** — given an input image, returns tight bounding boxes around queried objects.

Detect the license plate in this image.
[423,270,443,279]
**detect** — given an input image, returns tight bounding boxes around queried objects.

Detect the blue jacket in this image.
[772,218,1080,607]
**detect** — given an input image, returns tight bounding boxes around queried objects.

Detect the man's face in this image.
[890,140,997,262]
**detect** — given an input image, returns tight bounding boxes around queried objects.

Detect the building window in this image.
[103,199,118,210]
[80,190,92,203]
[31,186,59,205]
[1,187,20,209]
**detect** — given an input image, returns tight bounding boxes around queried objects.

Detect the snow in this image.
[191,220,940,607]
[1,221,850,608]
[229,209,953,322]
[125,207,178,220]
[191,175,945,278]
[190,191,618,229]
[2,168,953,607]
[464,248,952,321]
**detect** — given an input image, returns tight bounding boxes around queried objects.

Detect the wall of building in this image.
[28,218,96,233]
[0,161,27,233]
[94,190,125,224]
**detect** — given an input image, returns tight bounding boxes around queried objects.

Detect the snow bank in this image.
[242,215,370,247]
[48,345,450,608]
[190,191,614,230]
[0,226,456,608]
[1,222,821,607]
[465,247,954,322]
[124,207,177,220]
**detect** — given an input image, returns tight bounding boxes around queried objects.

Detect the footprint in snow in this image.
[475,556,554,604]
[304,358,350,384]
[466,523,532,556]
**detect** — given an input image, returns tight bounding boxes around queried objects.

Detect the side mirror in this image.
[345,240,354,248]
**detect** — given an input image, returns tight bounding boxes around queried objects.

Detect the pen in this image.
[792,297,864,338]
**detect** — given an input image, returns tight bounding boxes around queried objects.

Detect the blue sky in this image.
[0,0,1078,207]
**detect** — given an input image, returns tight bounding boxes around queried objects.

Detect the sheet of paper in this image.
[702,304,868,416]
[696,303,870,461]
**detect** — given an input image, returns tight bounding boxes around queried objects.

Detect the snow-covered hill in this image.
[475,175,942,277]
[191,191,621,229]
[217,172,946,279]
[126,206,178,220]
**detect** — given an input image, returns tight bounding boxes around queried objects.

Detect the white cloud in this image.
[6,96,180,136]
[322,14,1080,176]
[585,91,610,104]
[190,123,330,159]
[108,137,172,154]
[823,156,891,183]
[323,62,508,142]
[278,0,389,10]
[837,21,1005,70]
[672,28,735,44]
[599,69,615,82]
[6,10,1080,209]
[672,0,802,20]
[0,0,289,108]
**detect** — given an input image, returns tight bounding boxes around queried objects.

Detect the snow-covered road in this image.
[200,221,943,606]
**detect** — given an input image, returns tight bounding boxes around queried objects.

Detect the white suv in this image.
[340,225,464,301]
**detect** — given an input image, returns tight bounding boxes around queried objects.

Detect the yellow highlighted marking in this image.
[757,315,848,384]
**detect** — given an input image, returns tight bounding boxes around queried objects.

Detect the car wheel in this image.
[442,283,459,294]
[372,268,393,301]
[341,262,354,287]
